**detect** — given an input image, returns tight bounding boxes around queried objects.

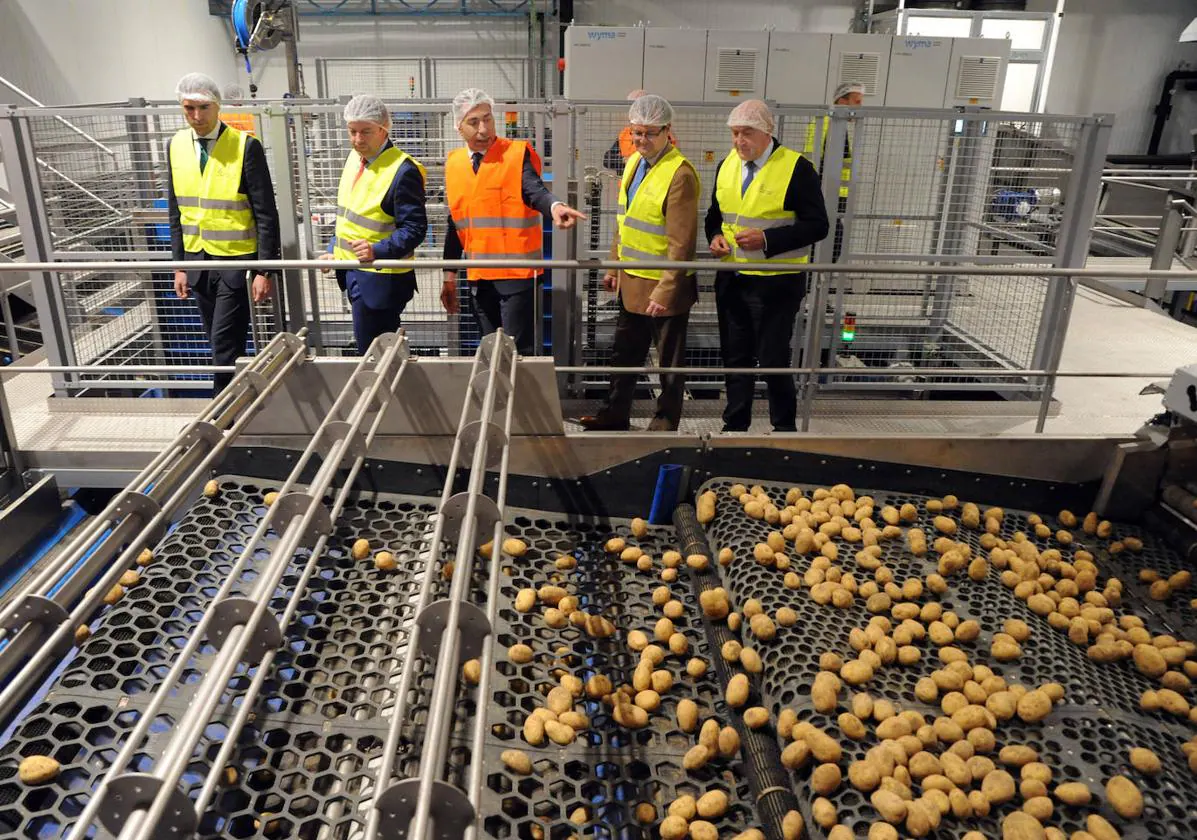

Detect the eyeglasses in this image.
[629,128,665,141]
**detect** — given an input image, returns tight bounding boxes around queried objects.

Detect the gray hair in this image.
[452,88,495,127]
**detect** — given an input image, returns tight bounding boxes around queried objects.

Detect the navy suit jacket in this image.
[329,141,429,310]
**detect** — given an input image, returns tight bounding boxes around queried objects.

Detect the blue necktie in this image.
[742,159,757,196]
[627,157,649,203]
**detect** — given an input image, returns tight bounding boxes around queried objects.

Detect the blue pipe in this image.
[0,501,87,602]
[648,465,684,525]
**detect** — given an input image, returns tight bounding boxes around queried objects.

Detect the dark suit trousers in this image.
[715,272,805,431]
[185,253,253,394]
[469,278,536,355]
[604,296,689,427]
[346,272,417,355]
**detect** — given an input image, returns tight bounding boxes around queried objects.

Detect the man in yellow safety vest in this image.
[579,94,699,432]
[803,82,864,261]
[317,95,427,354]
[168,72,280,393]
[707,100,829,432]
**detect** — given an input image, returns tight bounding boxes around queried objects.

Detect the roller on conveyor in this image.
[1,349,1196,839]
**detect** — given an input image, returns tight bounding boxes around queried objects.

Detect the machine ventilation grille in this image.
[716,49,759,92]
[838,52,881,95]
[955,56,1001,101]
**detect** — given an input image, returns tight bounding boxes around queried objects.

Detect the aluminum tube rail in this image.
[0,333,303,659]
[464,338,520,840]
[0,335,308,729]
[405,332,517,840]
[5,258,1197,281]
[366,331,517,840]
[553,366,1177,378]
[112,334,409,840]
[61,333,402,840]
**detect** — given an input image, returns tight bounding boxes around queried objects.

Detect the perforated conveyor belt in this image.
[1,474,1195,839]
[699,477,1197,840]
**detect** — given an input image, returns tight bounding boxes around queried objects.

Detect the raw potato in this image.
[1003,811,1046,840]
[500,749,532,775]
[119,570,140,587]
[678,699,699,733]
[727,673,750,707]
[462,659,481,685]
[782,810,804,840]
[1017,690,1053,723]
[1087,815,1121,840]
[103,584,124,605]
[74,625,91,645]
[1055,782,1092,806]
[18,755,60,785]
[1105,775,1143,819]
[203,479,219,498]
[375,552,397,572]
[659,816,688,840]
[697,790,729,819]
[1129,747,1161,774]
[813,797,837,828]
[136,548,154,566]
[744,707,770,729]
[630,517,648,538]
[718,726,741,758]
[871,789,908,824]
[690,821,718,840]
[684,744,712,770]
[352,538,371,559]
[508,643,534,664]
[514,588,537,613]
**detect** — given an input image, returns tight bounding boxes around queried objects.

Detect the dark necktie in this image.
[198,138,210,174]
[742,159,757,196]
[471,152,482,173]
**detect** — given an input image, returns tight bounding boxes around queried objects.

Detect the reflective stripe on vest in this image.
[616,146,696,281]
[445,137,543,281]
[804,116,852,199]
[170,126,257,256]
[715,145,809,275]
[333,145,425,275]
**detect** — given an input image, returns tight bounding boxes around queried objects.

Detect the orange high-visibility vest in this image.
[445,137,543,281]
[618,126,680,159]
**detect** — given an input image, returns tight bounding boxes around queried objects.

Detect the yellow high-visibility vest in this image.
[616,146,697,280]
[169,126,257,256]
[715,145,809,274]
[333,146,425,274]
[803,116,852,199]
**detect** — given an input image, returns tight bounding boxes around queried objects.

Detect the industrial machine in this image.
[563,26,1009,107]
[0,330,1194,839]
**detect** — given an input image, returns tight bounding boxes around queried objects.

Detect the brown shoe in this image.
[577,413,631,431]
[646,416,678,432]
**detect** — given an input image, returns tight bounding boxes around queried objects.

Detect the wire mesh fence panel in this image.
[808,110,1086,392]
[316,58,425,99]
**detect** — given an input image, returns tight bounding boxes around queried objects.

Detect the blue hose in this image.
[232,0,254,73]
[648,465,685,525]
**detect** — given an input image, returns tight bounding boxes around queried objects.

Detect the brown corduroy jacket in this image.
[606,160,700,316]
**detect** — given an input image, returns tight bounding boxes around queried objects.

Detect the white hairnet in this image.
[626,89,647,101]
[628,94,673,127]
[175,73,221,105]
[727,99,774,134]
[834,82,866,102]
[344,94,391,129]
[452,88,495,126]
[223,83,245,101]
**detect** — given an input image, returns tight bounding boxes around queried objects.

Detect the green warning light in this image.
[841,312,857,343]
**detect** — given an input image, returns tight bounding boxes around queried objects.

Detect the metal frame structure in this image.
[0,97,1120,410]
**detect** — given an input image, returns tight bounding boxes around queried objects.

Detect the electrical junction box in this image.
[765,32,832,106]
[643,28,708,102]
[564,26,644,99]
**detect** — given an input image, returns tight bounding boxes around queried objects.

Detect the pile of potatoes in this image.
[699,481,1197,838]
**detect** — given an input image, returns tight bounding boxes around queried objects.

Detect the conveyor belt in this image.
[700,477,1197,840]
[1,472,1195,838]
